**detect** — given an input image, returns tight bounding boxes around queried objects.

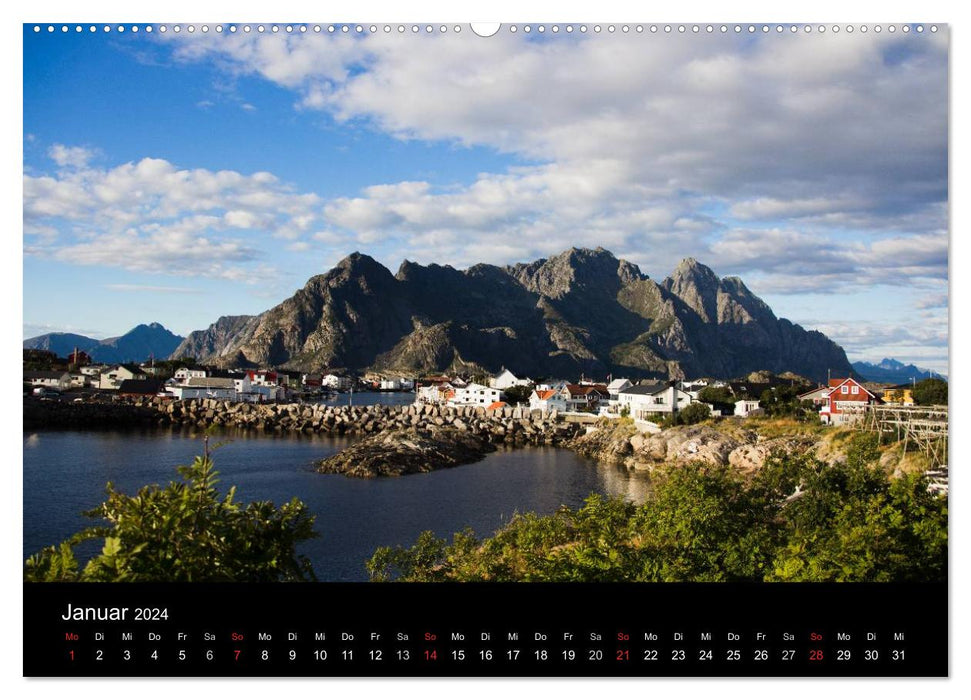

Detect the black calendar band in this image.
[24,582,947,677]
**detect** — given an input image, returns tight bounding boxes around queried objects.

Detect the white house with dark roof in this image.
[174,366,208,381]
[617,382,693,419]
[606,378,633,399]
[98,364,147,390]
[24,370,72,392]
[449,382,503,407]
[529,387,569,413]
[170,376,239,401]
[489,369,532,390]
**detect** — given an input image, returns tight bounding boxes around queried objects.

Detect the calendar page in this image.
[21,17,949,678]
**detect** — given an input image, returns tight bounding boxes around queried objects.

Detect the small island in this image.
[315,426,496,478]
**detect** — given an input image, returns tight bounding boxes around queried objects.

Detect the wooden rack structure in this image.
[849,403,949,493]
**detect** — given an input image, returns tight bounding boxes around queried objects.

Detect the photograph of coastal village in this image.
[23,24,947,583]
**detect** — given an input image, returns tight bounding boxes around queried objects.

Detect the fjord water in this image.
[23,428,651,581]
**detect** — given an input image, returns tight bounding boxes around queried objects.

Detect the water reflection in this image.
[23,428,652,581]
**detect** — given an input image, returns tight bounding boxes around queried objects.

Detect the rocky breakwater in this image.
[571,419,818,474]
[316,426,495,478]
[152,399,579,443]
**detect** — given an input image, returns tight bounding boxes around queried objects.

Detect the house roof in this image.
[24,370,69,380]
[728,381,771,397]
[185,377,237,389]
[208,369,246,379]
[118,379,164,394]
[798,386,831,400]
[606,378,631,391]
[118,363,144,375]
[829,377,877,398]
[619,382,671,396]
[487,401,507,411]
[566,383,606,396]
[534,389,557,401]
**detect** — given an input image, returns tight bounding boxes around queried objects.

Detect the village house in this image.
[528,387,569,413]
[606,378,633,400]
[415,382,454,405]
[209,370,252,396]
[98,364,147,390]
[379,377,415,391]
[563,384,610,412]
[448,382,503,407]
[174,366,208,382]
[79,364,107,378]
[617,382,693,419]
[24,370,72,392]
[66,349,92,366]
[322,374,353,391]
[797,385,832,408]
[734,399,763,417]
[679,379,711,400]
[247,370,281,387]
[881,384,915,406]
[275,370,304,388]
[819,377,881,425]
[169,377,239,401]
[489,369,532,390]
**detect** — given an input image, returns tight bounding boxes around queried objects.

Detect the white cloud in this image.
[104,284,203,294]
[154,29,947,284]
[915,292,948,310]
[24,154,323,281]
[709,228,948,293]
[48,143,98,169]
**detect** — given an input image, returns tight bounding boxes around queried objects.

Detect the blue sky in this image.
[22,23,949,372]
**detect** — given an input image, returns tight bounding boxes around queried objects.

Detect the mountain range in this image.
[23,322,184,364]
[851,358,946,384]
[171,247,854,383]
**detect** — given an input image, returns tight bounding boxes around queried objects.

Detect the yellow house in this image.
[881,384,914,405]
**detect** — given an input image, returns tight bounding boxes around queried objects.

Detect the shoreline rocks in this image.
[315,426,495,478]
[571,418,820,474]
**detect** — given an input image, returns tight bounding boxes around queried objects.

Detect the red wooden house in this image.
[819,377,881,425]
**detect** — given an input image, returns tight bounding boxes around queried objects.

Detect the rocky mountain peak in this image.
[664,258,723,323]
[334,251,387,275]
[172,247,853,382]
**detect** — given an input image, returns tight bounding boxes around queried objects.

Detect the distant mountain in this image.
[175,247,853,383]
[24,323,184,364]
[852,358,946,384]
[22,332,99,358]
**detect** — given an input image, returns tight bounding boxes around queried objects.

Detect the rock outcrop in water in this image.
[315,427,495,478]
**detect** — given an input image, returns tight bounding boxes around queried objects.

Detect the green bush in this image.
[369,436,947,583]
[912,378,948,406]
[677,402,711,425]
[25,451,318,582]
